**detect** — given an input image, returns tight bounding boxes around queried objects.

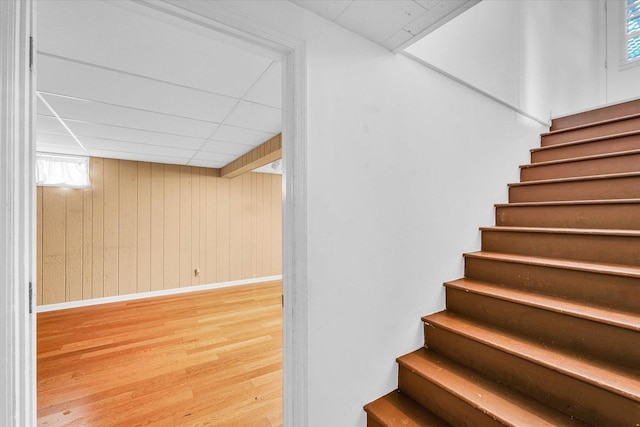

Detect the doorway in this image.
[0,1,308,425]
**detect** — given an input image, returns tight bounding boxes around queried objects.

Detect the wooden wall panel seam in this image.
[37,157,282,306]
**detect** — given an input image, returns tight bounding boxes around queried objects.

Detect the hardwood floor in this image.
[37,281,283,426]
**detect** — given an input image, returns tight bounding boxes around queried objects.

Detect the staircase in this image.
[364,99,640,426]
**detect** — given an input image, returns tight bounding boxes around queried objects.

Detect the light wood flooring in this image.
[37,281,282,426]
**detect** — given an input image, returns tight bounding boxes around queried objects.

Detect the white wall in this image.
[405,0,606,120]
[167,1,602,426]
[303,54,541,427]
[606,0,640,103]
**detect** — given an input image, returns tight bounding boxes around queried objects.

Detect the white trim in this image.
[281,37,309,427]
[619,56,640,70]
[0,0,36,425]
[137,0,301,56]
[37,276,283,313]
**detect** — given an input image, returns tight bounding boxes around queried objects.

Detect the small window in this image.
[36,153,91,189]
[626,0,640,62]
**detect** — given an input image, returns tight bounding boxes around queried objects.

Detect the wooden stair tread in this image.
[444,278,640,331]
[508,171,640,188]
[534,129,640,153]
[496,198,640,207]
[422,311,640,404]
[551,98,640,131]
[480,225,640,237]
[364,391,452,427]
[398,349,589,427]
[464,251,640,279]
[369,100,640,426]
[542,111,640,136]
[520,148,640,169]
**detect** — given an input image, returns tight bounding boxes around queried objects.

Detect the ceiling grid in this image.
[36,0,282,169]
[291,0,480,51]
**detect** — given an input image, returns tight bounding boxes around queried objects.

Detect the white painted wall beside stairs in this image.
[405,0,640,119]
[405,0,607,122]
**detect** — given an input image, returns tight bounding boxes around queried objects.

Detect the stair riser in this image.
[364,392,452,427]
[495,203,640,230]
[398,366,505,427]
[542,116,640,146]
[424,325,640,426]
[509,175,640,202]
[482,230,640,266]
[520,152,640,181]
[532,133,640,163]
[368,100,640,427]
[464,256,640,313]
[445,288,640,368]
[551,100,640,131]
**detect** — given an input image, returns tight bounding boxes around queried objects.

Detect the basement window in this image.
[36,153,91,189]
[626,0,640,63]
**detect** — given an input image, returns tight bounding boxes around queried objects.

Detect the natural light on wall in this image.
[36,153,91,189]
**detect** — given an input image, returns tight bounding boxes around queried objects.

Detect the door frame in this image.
[1,0,37,425]
[0,1,309,425]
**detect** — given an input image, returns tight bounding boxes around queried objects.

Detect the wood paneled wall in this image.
[36,157,282,306]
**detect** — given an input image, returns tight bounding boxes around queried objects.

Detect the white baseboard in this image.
[37,275,283,313]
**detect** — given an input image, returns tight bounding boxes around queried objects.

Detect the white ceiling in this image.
[36,0,282,169]
[291,0,481,51]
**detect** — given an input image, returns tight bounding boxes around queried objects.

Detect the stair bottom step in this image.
[398,348,589,427]
[364,390,451,427]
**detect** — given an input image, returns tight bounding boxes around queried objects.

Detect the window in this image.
[36,153,91,189]
[626,0,640,62]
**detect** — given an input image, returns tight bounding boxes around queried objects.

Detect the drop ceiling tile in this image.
[192,150,238,163]
[87,149,191,166]
[37,96,50,116]
[403,0,471,35]
[414,0,445,10]
[200,140,254,156]
[245,62,282,109]
[37,143,87,156]
[335,1,426,43]
[36,132,82,149]
[37,115,68,135]
[225,101,281,134]
[37,0,274,99]
[290,0,353,22]
[64,120,206,151]
[42,93,219,139]
[189,159,227,169]
[81,136,195,159]
[38,54,237,123]
[213,125,276,146]
[400,10,444,35]
[381,29,415,51]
